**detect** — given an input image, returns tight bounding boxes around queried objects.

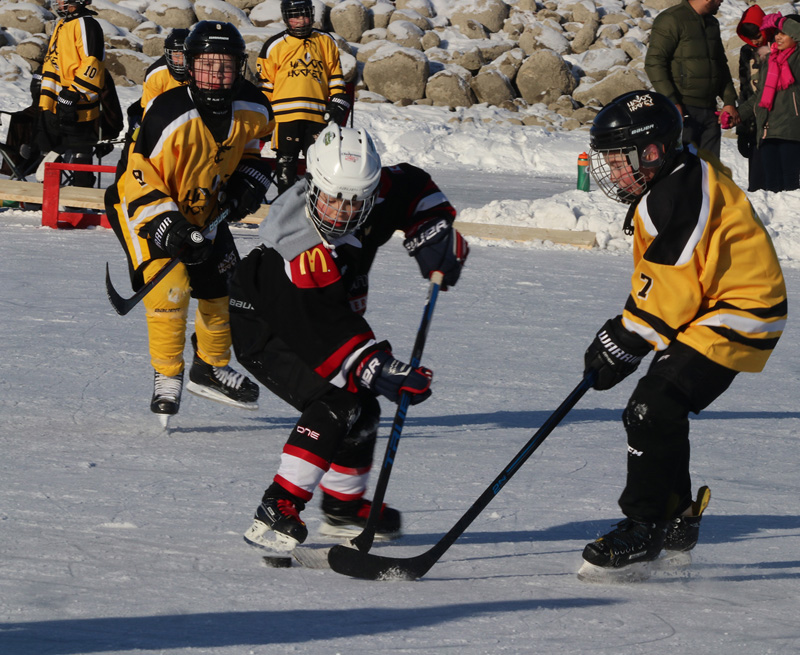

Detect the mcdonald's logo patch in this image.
[290,246,340,288]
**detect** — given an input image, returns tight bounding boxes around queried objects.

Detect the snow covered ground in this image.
[2,85,800,654]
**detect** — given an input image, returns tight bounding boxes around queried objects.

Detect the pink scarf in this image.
[759,43,797,111]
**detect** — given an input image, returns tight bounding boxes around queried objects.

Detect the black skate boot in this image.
[319,492,402,541]
[244,495,308,553]
[662,486,710,568]
[186,335,259,410]
[150,370,184,427]
[578,518,667,582]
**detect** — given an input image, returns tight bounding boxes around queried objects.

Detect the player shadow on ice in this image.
[409,407,800,431]
[0,598,620,655]
[397,513,800,549]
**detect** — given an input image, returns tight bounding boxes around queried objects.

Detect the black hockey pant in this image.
[231,319,380,505]
[618,341,737,522]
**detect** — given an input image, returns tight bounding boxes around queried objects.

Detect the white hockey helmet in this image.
[305,125,382,239]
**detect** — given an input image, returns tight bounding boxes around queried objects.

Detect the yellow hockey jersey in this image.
[256,29,345,125]
[39,13,105,123]
[108,81,274,286]
[141,56,186,113]
[622,152,787,373]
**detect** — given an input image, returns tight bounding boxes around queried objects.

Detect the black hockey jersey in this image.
[229,163,456,386]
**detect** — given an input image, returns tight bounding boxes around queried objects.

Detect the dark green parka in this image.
[645,0,737,109]
[737,17,800,145]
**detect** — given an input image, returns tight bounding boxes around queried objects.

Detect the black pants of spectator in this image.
[759,138,800,192]
[682,105,722,159]
[273,120,324,194]
[618,341,737,523]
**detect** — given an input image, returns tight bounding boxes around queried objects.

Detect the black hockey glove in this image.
[584,316,651,391]
[323,94,351,126]
[219,163,272,222]
[56,88,81,126]
[143,212,212,265]
[403,218,469,289]
[354,348,433,405]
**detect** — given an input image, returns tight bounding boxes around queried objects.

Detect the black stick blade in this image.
[327,543,435,581]
[105,262,134,316]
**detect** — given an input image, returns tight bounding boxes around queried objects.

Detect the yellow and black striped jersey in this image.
[108,81,274,281]
[39,13,105,123]
[623,151,787,373]
[141,56,186,113]
[256,29,345,125]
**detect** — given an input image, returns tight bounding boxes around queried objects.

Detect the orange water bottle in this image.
[577,152,590,191]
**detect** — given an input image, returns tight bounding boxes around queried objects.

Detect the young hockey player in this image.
[116,29,189,182]
[579,90,786,581]
[37,0,106,187]
[105,21,274,425]
[228,124,469,552]
[256,0,350,193]
[126,29,189,138]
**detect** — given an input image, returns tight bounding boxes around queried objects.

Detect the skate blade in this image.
[243,522,300,553]
[317,522,401,542]
[577,560,652,584]
[186,382,259,411]
[577,550,693,584]
[655,549,693,570]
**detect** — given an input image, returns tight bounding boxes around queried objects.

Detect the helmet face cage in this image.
[588,91,683,204]
[184,22,247,114]
[53,0,90,18]
[305,125,382,239]
[282,0,314,38]
[164,29,189,82]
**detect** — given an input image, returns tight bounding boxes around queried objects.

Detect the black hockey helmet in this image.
[164,28,189,82]
[589,90,683,204]
[281,0,314,38]
[183,21,247,115]
[52,0,91,18]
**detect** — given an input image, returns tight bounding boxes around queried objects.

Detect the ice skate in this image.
[186,354,259,410]
[150,370,183,428]
[577,517,667,583]
[318,493,402,541]
[661,485,711,568]
[244,496,308,552]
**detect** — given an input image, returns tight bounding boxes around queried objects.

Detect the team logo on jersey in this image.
[214,145,233,164]
[289,56,325,82]
[290,246,340,288]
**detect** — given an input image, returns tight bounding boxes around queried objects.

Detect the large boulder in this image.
[0,2,53,35]
[572,67,650,106]
[330,0,371,43]
[105,48,156,86]
[450,0,509,34]
[425,65,476,106]
[386,21,425,50]
[144,0,197,29]
[194,0,252,27]
[471,68,516,105]
[92,0,146,31]
[516,49,577,104]
[362,44,428,102]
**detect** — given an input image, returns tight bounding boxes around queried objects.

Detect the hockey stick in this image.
[105,208,230,316]
[327,370,597,580]
[349,270,444,553]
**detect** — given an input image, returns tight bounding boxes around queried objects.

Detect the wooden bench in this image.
[0,171,594,247]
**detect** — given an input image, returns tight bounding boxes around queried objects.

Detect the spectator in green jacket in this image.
[645,0,739,158]
[732,13,800,191]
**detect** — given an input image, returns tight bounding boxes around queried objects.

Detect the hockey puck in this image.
[262,555,293,568]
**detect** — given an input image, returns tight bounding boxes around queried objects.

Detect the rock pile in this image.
[0,0,776,131]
